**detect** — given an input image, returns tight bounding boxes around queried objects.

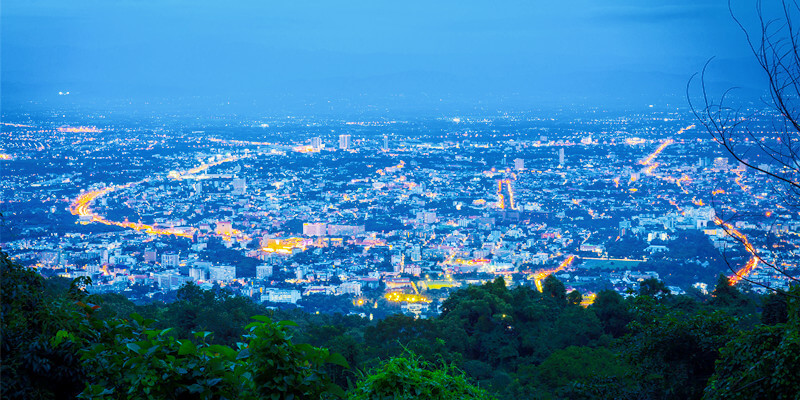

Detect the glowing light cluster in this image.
[733,170,751,192]
[0,154,12,160]
[1,122,33,128]
[58,126,102,133]
[714,217,759,285]
[180,156,239,178]
[640,139,674,166]
[447,258,490,266]
[496,179,516,210]
[580,292,597,307]
[261,237,309,254]
[209,138,273,146]
[385,292,430,303]
[532,255,575,292]
[293,145,318,153]
[70,186,194,238]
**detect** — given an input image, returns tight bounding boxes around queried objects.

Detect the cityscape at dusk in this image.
[2,1,799,399]
[2,108,796,315]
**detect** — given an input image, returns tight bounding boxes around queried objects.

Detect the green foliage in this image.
[567,290,583,306]
[535,346,632,397]
[703,322,800,400]
[637,277,669,298]
[590,290,632,337]
[246,316,348,400]
[79,314,348,400]
[140,282,266,345]
[0,251,91,399]
[624,301,735,400]
[4,246,798,400]
[348,354,494,400]
[542,275,567,306]
[78,313,247,400]
[553,307,604,348]
[761,292,789,325]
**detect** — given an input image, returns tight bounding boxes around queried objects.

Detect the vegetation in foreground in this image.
[2,250,798,400]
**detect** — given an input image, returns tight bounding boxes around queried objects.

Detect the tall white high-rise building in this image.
[382,134,389,150]
[311,137,322,150]
[558,148,565,166]
[514,158,524,171]
[161,252,179,268]
[339,134,351,150]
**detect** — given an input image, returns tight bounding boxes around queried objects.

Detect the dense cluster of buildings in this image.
[2,109,798,317]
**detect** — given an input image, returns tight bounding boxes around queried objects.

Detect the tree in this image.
[591,290,632,337]
[348,354,494,400]
[624,309,735,400]
[535,346,631,396]
[79,315,349,400]
[704,284,800,399]
[567,290,583,306]
[638,278,670,299]
[703,323,800,399]
[0,250,89,399]
[710,275,749,309]
[542,276,567,306]
[688,0,800,293]
[761,292,789,324]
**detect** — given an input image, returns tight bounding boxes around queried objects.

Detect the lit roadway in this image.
[70,156,240,239]
[713,217,759,285]
[631,124,763,285]
[531,255,576,292]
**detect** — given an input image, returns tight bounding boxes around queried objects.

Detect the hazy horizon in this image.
[1,0,777,116]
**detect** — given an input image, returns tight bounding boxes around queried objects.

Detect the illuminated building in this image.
[619,220,631,237]
[161,252,179,268]
[256,264,273,279]
[216,221,233,235]
[209,265,236,282]
[339,134,351,150]
[261,289,301,304]
[416,212,437,224]
[232,178,246,194]
[144,248,157,263]
[404,264,421,276]
[154,272,190,291]
[311,137,322,150]
[713,157,729,170]
[514,158,524,171]
[558,148,565,166]
[303,222,327,236]
[339,282,362,296]
[326,224,365,236]
[391,253,404,273]
[383,134,389,150]
[189,267,206,281]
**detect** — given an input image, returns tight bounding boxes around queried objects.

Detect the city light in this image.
[532,255,575,292]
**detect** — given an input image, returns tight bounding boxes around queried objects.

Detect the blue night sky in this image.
[0,0,775,113]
